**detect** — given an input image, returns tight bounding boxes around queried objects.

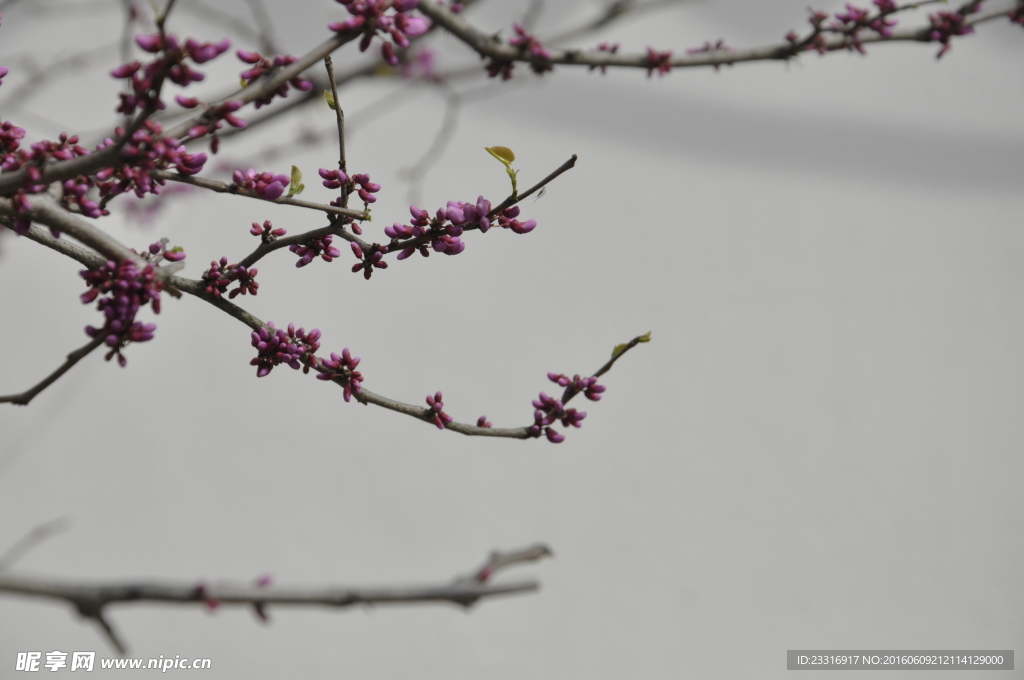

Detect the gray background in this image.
[1,0,1022,677]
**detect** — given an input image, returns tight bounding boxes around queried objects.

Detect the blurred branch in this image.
[0,42,120,113]
[0,518,70,571]
[0,544,551,653]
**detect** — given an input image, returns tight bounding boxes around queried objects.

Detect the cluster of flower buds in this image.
[177,99,247,147]
[250,322,321,378]
[784,1,923,56]
[95,120,207,200]
[1012,1,1024,26]
[315,348,364,402]
[0,120,26,170]
[485,59,514,80]
[494,205,536,234]
[80,258,163,367]
[232,168,290,200]
[1,131,102,229]
[476,416,493,428]
[329,0,430,66]
[547,372,607,401]
[201,256,258,299]
[291,233,342,267]
[318,168,380,205]
[4,191,32,236]
[832,1,898,48]
[112,34,231,115]
[236,50,313,108]
[645,48,673,77]
[509,23,553,75]
[2,131,88,187]
[526,373,607,443]
[928,10,975,57]
[425,391,453,429]
[529,391,586,444]
[349,241,389,279]
[250,219,287,244]
[61,177,104,218]
[0,66,7,86]
[383,198,537,261]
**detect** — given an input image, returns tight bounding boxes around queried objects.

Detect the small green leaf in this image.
[287,166,304,197]
[324,89,337,110]
[486,147,519,197]
[240,78,249,88]
[611,332,652,359]
[485,146,515,164]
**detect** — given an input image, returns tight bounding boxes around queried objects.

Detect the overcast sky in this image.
[1,0,1022,677]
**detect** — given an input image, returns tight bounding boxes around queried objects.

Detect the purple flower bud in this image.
[262,181,285,200]
[446,203,465,224]
[545,428,565,443]
[111,62,141,78]
[403,16,429,37]
[135,34,163,52]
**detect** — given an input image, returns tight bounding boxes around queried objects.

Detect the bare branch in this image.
[0,336,105,406]
[0,544,550,652]
[405,82,462,207]
[0,518,70,572]
[243,0,278,54]
[323,55,348,207]
[457,544,553,585]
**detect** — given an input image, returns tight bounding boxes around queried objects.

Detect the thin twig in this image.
[0,336,106,406]
[324,56,348,209]
[0,518,70,572]
[155,0,178,36]
[405,82,462,207]
[242,0,277,54]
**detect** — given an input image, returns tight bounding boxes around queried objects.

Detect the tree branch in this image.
[150,170,368,221]
[416,1,1015,72]
[0,544,551,653]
